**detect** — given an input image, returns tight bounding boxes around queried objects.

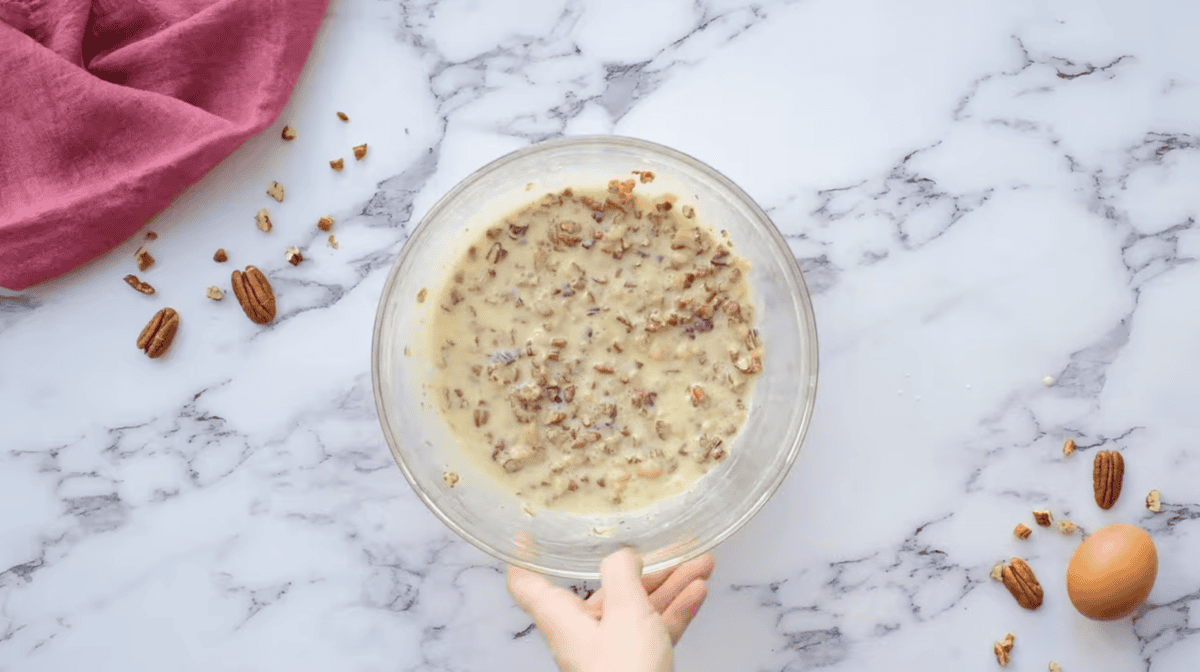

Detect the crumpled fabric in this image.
[0,0,328,290]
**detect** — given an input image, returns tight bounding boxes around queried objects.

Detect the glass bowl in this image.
[372,136,818,579]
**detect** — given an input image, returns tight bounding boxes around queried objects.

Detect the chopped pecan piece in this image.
[123,275,155,295]
[135,247,155,271]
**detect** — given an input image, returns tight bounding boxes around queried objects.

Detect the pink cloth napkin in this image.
[0,0,328,290]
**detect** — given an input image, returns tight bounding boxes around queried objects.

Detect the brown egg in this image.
[1067,524,1158,620]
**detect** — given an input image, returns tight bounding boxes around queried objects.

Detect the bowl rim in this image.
[371,134,819,578]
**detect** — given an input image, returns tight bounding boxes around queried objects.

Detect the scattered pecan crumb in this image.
[337,111,349,122]
[255,208,273,232]
[134,247,155,271]
[267,181,285,202]
[330,158,345,171]
[681,205,695,219]
[1014,523,1032,539]
[1032,509,1053,527]
[145,231,158,240]
[213,248,228,263]
[123,274,155,295]
[990,563,1004,581]
[1057,520,1078,534]
[632,170,655,183]
[328,234,339,249]
[994,633,1015,666]
[417,288,427,303]
[443,471,459,487]
[1147,489,1162,512]
[281,125,297,140]
[353,143,368,160]
[317,215,335,232]
[1062,438,1075,456]
[206,286,224,301]
[285,246,304,266]
[404,346,411,357]
[1049,663,1062,672]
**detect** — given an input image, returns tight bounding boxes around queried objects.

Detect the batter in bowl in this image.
[425,177,763,512]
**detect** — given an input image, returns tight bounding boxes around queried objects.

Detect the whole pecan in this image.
[231,265,276,324]
[1000,557,1043,610]
[137,307,179,358]
[1094,450,1124,509]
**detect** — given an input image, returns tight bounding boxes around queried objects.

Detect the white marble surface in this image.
[4,0,1200,669]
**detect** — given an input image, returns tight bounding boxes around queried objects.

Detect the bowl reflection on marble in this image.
[371,136,818,579]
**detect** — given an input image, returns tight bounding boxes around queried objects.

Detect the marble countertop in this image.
[4,0,1200,669]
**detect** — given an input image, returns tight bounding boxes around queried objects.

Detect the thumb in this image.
[599,548,653,620]
[508,566,596,647]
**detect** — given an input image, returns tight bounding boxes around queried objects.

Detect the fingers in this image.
[585,554,715,618]
[598,548,653,620]
[662,578,708,645]
[583,567,669,619]
[507,566,596,645]
[648,555,715,614]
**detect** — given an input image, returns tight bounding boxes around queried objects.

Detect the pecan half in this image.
[137,307,179,359]
[231,265,276,324]
[1000,557,1043,610]
[1093,450,1124,510]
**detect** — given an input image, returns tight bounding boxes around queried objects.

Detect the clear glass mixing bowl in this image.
[372,136,817,579]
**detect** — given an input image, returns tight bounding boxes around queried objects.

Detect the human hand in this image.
[507,549,714,672]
